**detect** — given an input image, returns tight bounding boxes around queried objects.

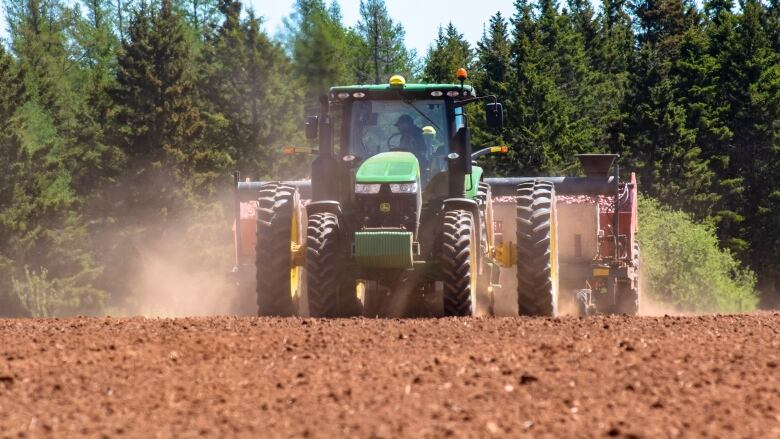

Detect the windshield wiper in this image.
[403,99,441,132]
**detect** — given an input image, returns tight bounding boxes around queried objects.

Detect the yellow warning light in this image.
[490,145,509,153]
[389,75,406,86]
[457,68,468,81]
[282,146,296,155]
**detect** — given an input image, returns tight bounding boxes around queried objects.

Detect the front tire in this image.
[515,180,559,316]
[441,210,477,316]
[306,213,360,317]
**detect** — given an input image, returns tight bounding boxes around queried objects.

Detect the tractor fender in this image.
[465,167,484,199]
[442,198,482,258]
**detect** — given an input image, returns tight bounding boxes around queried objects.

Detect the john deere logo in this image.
[379,202,391,213]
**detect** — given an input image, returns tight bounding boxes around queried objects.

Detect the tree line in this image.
[0,0,778,315]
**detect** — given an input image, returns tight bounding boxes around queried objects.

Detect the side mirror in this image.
[305,116,319,140]
[485,103,504,131]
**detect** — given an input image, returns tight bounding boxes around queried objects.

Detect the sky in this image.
[257,0,517,55]
[0,0,517,55]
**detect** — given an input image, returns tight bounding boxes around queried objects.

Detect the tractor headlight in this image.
[389,182,418,194]
[355,183,381,194]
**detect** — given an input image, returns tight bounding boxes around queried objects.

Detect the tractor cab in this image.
[329,77,471,190]
[306,74,504,211]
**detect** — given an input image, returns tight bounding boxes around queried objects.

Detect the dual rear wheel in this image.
[515,180,559,317]
[255,183,359,318]
[254,183,301,317]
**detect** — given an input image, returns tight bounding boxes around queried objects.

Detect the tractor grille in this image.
[356,188,418,234]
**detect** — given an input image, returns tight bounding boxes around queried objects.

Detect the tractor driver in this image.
[393,114,428,166]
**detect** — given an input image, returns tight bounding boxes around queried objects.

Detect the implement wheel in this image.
[441,209,478,316]
[306,213,361,317]
[615,243,641,315]
[255,183,303,316]
[515,180,559,316]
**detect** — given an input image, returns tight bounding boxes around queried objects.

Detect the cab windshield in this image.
[348,99,450,180]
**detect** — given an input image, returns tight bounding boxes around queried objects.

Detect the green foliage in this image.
[1,0,106,317]
[13,266,105,317]
[422,23,473,83]
[199,0,301,180]
[285,0,355,107]
[490,0,603,175]
[638,196,758,312]
[354,0,416,83]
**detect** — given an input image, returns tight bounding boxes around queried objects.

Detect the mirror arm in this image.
[454,95,497,108]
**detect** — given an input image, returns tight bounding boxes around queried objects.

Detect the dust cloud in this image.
[639,295,688,316]
[128,243,238,317]
[637,274,687,316]
[104,198,250,317]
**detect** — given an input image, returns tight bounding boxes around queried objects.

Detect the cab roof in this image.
[331,83,474,92]
[329,83,475,100]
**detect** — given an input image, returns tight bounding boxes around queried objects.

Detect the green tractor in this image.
[232,72,558,317]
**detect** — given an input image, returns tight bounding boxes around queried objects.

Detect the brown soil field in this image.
[1,314,779,438]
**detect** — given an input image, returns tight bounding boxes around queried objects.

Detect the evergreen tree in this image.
[422,23,473,83]
[0,45,29,316]
[567,0,599,56]
[502,0,549,174]
[595,0,633,75]
[622,0,719,218]
[285,0,354,108]
[111,0,132,41]
[110,0,210,211]
[475,12,512,99]
[354,0,415,83]
[199,0,300,179]
[74,0,118,118]
[768,0,780,53]
[470,12,512,155]
[3,0,106,316]
[592,0,633,154]
[175,0,219,33]
[104,0,225,308]
[502,0,601,176]
[717,0,780,305]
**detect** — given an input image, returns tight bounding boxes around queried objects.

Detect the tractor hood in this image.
[355,151,420,183]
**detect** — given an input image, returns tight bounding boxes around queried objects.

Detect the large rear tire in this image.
[441,210,478,316]
[306,213,361,317]
[255,183,302,316]
[515,180,559,316]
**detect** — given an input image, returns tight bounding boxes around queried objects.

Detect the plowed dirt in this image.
[1,314,779,438]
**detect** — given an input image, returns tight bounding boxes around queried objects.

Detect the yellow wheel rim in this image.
[486,193,495,254]
[356,280,365,305]
[290,198,302,301]
[470,219,478,314]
